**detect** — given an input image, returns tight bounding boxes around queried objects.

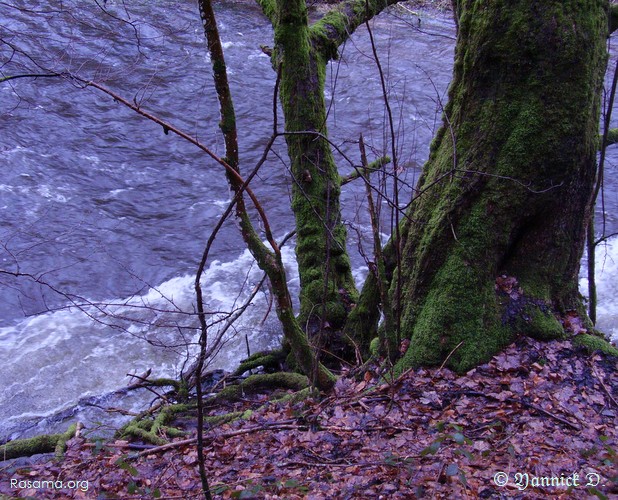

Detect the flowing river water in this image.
[1,1,617,441]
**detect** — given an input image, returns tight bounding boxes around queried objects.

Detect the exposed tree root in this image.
[572,334,618,357]
[212,372,309,402]
[204,411,249,428]
[2,367,314,459]
[119,372,311,446]
[126,374,190,403]
[118,404,192,445]
[233,350,286,376]
[1,423,79,461]
[213,385,312,421]
[130,387,315,459]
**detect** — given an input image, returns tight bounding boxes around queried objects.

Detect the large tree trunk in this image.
[392,0,608,373]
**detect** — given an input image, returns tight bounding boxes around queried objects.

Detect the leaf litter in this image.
[1,337,616,499]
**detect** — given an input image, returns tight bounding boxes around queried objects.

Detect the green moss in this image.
[118,404,190,445]
[322,302,346,328]
[612,4,618,34]
[214,372,310,403]
[345,270,379,333]
[218,113,236,135]
[369,337,380,356]
[204,412,245,427]
[604,128,618,147]
[233,350,286,376]
[397,259,510,374]
[54,424,77,459]
[521,306,565,341]
[0,424,77,460]
[203,389,313,429]
[120,425,167,446]
[242,372,309,392]
[573,334,618,357]
[390,0,607,374]
[395,193,518,373]
[270,386,314,405]
[310,17,345,60]
[298,259,354,328]
[274,0,358,333]
[284,349,300,372]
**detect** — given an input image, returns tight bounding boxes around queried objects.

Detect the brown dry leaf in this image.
[2,337,616,499]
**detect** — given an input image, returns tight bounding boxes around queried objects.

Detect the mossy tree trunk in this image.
[275,0,356,334]
[199,0,337,391]
[389,0,608,374]
[258,0,400,336]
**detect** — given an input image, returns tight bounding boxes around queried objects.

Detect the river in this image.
[1,1,617,441]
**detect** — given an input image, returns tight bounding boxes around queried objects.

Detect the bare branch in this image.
[0,73,64,83]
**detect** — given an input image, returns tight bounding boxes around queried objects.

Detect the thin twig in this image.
[439,341,464,370]
[591,365,618,408]
[461,390,581,431]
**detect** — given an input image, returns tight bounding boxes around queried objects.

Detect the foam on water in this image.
[2,235,618,441]
[580,237,618,342]
[0,245,297,441]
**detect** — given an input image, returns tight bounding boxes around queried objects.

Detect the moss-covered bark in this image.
[573,333,618,356]
[344,231,402,356]
[605,127,618,147]
[391,0,608,374]
[264,0,401,335]
[200,0,338,391]
[213,372,310,401]
[233,350,286,376]
[273,0,356,332]
[119,404,191,445]
[610,3,618,33]
[1,424,77,460]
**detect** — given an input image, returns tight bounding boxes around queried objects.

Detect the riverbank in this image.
[2,2,618,498]
[2,337,616,498]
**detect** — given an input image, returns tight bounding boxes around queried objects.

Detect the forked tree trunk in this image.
[274,0,357,333]
[263,0,402,336]
[392,0,608,373]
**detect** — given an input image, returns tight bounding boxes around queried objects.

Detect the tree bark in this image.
[274,0,356,333]
[264,0,401,337]
[199,0,337,390]
[1,424,77,460]
[391,0,608,373]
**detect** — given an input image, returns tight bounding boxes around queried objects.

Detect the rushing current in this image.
[1,1,617,441]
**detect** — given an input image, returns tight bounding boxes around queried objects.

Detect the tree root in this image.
[118,370,310,445]
[1,369,313,459]
[1,423,79,461]
[126,374,190,402]
[201,387,314,435]
[118,403,191,445]
[233,350,286,376]
[127,386,316,460]
[204,411,250,428]
[212,372,310,402]
[572,334,618,357]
